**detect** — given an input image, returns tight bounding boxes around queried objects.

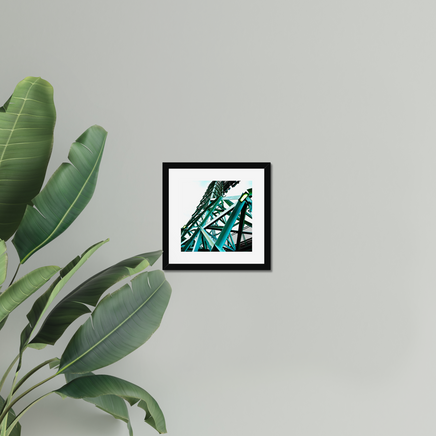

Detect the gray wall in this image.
[1,1,434,435]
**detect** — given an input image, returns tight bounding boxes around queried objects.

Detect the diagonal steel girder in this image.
[181,181,252,252]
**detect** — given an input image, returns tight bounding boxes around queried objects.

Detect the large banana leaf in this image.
[12,125,107,263]
[65,373,133,436]
[0,265,60,325]
[30,250,162,348]
[0,77,56,241]
[0,396,20,436]
[55,374,166,434]
[0,240,6,289]
[20,240,108,351]
[58,270,171,374]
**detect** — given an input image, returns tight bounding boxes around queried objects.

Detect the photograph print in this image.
[180,180,253,253]
[163,163,271,270]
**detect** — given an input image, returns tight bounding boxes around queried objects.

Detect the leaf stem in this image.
[0,370,19,436]
[0,355,18,394]
[12,358,58,395]
[8,265,20,287]
[5,392,52,436]
[0,373,57,425]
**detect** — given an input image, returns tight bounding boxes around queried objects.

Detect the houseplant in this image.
[0,77,171,436]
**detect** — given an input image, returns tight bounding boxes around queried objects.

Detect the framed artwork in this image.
[162,162,271,270]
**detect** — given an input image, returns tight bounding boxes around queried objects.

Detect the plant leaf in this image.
[12,125,107,263]
[58,270,171,374]
[65,373,133,436]
[0,240,6,289]
[0,266,60,325]
[0,96,12,112]
[56,374,166,434]
[21,240,108,349]
[0,395,21,436]
[30,250,162,348]
[49,358,60,369]
[0,77,56,241]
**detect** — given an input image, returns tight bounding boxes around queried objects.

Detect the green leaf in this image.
[65,373,133,436]
[56,374,166,434]
[21,240,108,349]
[12,125,107,263]
[0,240,6,289]
[0,77,56,241]
[30,250,162,348]
[0,266,60,325]
[59,270,171,374]
[0,96,12,113]
[0,396,21,436]
[49,358,60,369]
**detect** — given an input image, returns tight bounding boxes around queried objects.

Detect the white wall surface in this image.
[1,1,436,435]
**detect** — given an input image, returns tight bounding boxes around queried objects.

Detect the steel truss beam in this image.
[181,181,252,252]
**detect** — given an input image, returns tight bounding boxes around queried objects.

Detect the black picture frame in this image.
[162,162,271,270]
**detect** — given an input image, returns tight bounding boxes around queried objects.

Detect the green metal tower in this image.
[181,181,252,252]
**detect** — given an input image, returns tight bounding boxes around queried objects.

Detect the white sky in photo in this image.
[179,180,252,227]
